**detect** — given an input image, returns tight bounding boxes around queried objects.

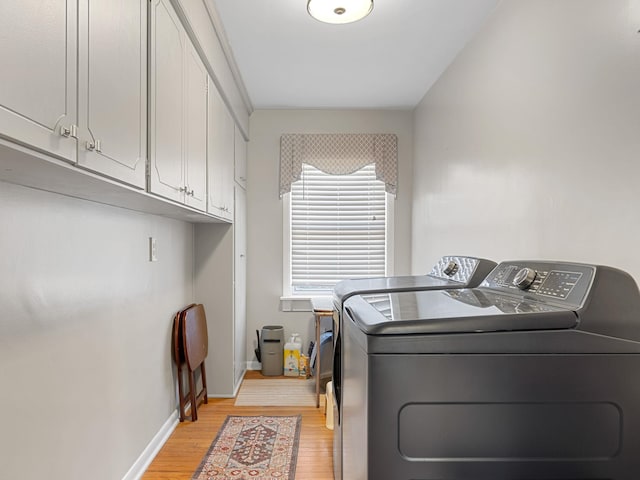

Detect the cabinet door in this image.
[77,0,147,188]
[223,138,235,218]
[234,186,247,387]
[207,79,234,220]
[234,125,248,189]
[0,0,77,163]
[149,0,184,203]
[183,43,208,211]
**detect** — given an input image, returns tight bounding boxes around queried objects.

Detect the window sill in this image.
[279,296,333,312]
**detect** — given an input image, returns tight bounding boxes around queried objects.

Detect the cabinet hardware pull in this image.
[60,125,77,139]
[86,141,96,151]
[95,140,102,153]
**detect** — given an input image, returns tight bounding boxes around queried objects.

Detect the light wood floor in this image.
[142,370,334,479]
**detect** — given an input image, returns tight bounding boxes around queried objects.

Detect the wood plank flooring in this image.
[142,371,334,479]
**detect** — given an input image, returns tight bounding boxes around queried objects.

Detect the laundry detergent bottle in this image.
[284,333,302,377]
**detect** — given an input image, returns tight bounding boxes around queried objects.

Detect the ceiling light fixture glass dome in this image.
[307,0,374,25]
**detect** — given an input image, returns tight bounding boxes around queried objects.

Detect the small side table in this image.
[311,297,334,408]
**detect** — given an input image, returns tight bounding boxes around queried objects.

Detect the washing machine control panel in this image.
[513,267,537,290]
[481,261,596,308]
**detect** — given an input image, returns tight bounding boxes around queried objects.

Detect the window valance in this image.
[279,133,398,197]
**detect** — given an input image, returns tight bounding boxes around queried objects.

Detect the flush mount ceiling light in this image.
[307,0,374,24]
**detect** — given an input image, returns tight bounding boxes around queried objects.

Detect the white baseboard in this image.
[206,365,248,398]
[248,360,261,371]
[121,410,179,480]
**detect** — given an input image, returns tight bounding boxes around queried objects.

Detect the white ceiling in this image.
[209,0,500,110]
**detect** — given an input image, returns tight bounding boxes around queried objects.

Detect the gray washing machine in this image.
[341,260,640,480]
[332,255,496,480]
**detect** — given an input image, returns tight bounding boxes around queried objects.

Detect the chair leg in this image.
[177,364,185,422]
[200,362,208,404]
[188,370,198,421]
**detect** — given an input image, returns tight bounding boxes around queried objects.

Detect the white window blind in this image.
[290,163,386,294]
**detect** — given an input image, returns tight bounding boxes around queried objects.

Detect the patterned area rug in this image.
[192,415,301,480]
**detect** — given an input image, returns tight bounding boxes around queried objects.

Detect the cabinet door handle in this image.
[60,125,77,139]
[86,140,102,152]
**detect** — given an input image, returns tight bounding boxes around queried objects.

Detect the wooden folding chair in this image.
[172,306,190,422]
[172,303,209,421]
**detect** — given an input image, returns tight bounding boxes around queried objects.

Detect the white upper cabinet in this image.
[184,43,208,211]
[149,0,207,210]
[0,0,77,163]
[0,0,243,222]
[207,79,234,221]
[76,0,147,188]
[0,0,147,187]
[234,125,248,189]
[149,0,185,203]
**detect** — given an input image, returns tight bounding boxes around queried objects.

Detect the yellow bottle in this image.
[284,333,301,377]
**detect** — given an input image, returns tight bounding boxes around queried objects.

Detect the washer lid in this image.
[344,289,578,335]
[333,274,453,306]
[332,256,496,307]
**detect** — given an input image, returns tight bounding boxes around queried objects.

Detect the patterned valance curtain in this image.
[279,133,398,197]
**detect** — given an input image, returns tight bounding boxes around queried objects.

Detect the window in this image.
[285,163,388,296]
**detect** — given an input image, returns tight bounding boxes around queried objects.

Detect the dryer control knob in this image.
[513,267,537,290]
[443,261,459,276]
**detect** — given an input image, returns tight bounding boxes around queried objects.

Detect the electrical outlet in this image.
[149,237,157,262]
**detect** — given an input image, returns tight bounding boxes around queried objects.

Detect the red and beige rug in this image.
[192,415,301,480]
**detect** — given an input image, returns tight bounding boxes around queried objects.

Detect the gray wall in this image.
[0,182,193,479]
[246,109,413,359]
[412,0,640,281]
